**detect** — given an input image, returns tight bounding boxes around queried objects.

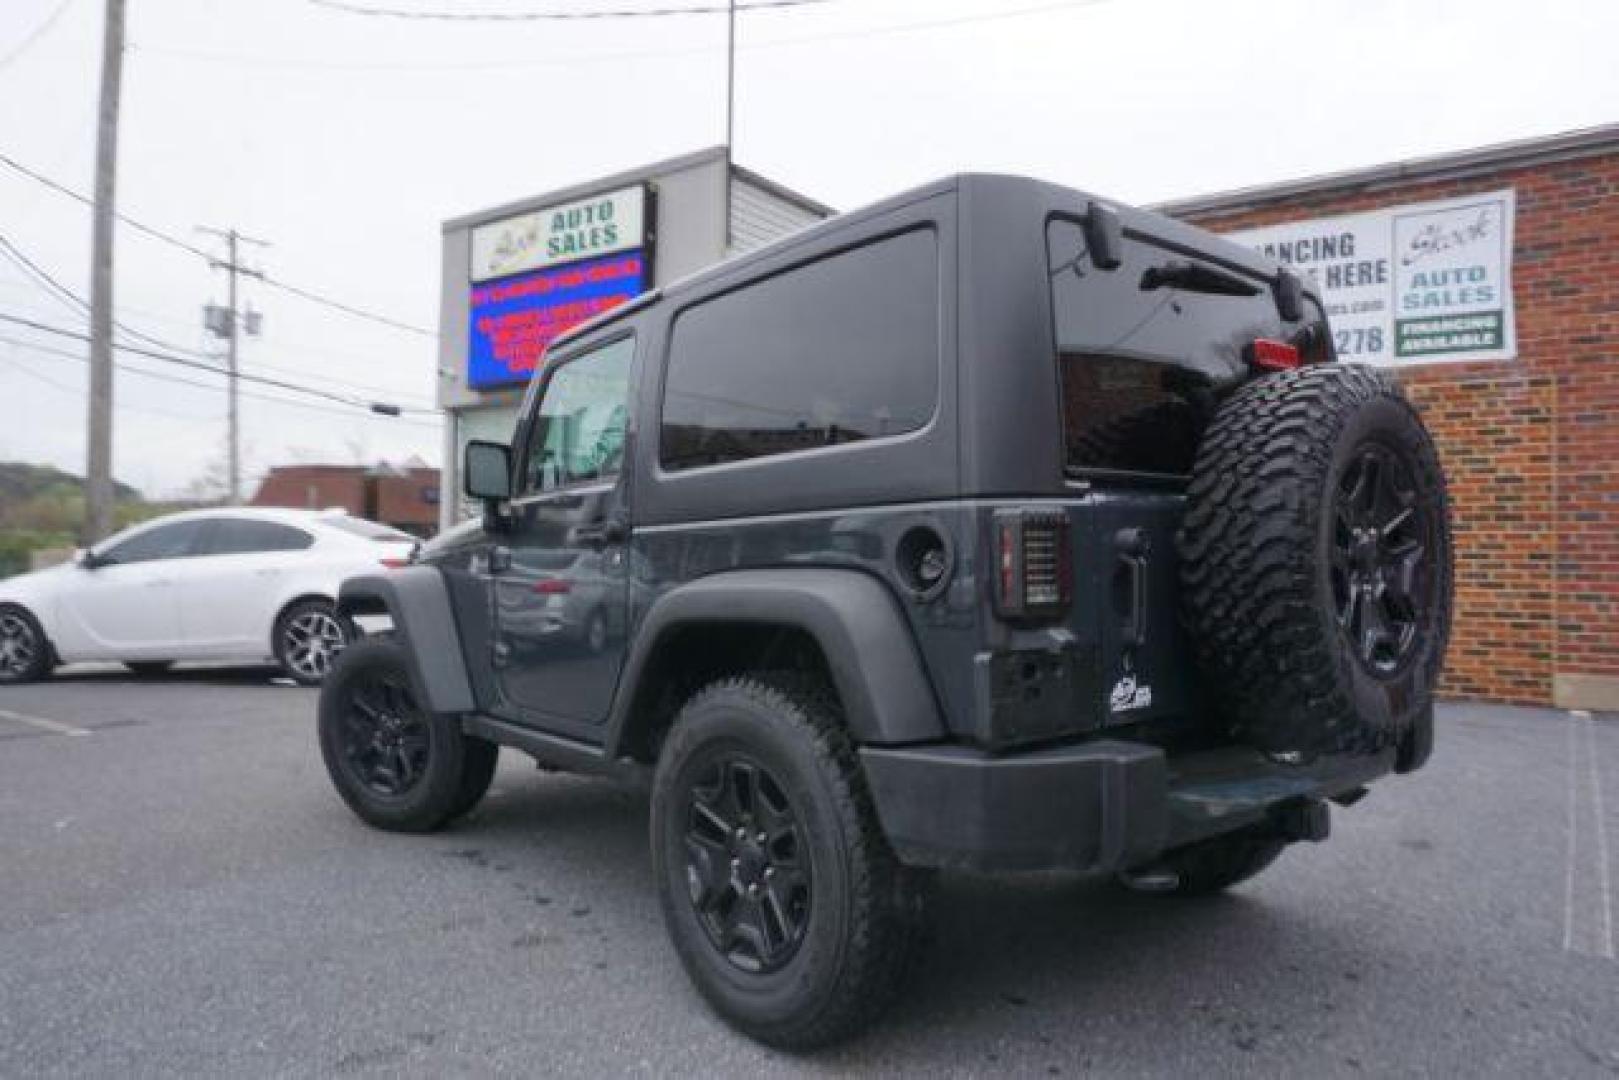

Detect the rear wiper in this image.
[1139,260,1260,297]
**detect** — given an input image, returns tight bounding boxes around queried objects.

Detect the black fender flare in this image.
[606,568,945,753]
[337,569,476,716]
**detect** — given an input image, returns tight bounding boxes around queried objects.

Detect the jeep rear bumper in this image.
[859,737,1398,874]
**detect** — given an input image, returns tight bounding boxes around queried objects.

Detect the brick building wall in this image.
[372,469,441,534]
[250,464,441,537]
[1162,131,1619,708]
[249,466,368,515]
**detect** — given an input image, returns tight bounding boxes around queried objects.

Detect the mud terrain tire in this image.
[651,674,929,1049]
[1178,364,1452,757]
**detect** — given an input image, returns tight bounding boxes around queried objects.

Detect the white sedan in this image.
[0,508,416,686]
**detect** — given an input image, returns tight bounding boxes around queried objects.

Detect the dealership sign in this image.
[470,184,646,284]
[467,251,645,390]
[1227,189,1516,365]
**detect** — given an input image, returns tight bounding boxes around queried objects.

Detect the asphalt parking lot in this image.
[0,669,1615,1077]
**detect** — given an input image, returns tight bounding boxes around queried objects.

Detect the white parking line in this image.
[1565,710,1578,952]
[1564,709,1616,960]
[1585,712,1615,959]
[0,707,93,738]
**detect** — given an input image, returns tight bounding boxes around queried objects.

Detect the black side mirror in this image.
[78,549,107,570]
[464,440,512,501]
[1085,200,1124,271]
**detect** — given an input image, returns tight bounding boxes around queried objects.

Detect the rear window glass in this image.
[661,228,939,472]
[1059,356,1207,477]
[1048,217,1284,367]
[323,517,414,542]
[1048,217,1295,479]
[205,519,314,554]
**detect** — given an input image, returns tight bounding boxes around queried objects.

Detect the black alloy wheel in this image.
[318,639,499,833]
[651,674,929,1048]
[336,668,431,798]
[1330,443,1432,677]
[682,752,812,974]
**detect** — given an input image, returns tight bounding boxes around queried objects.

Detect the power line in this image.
[0,0,76,71]
[256,274,433,337]
[0,149,435,337]
[0,311,441,418]
[1,349,215,423]
[131,0,1106,73]
[0,253,438,405]
[308,0,831,20]
[0,230,217,360]
[2,331,444,427]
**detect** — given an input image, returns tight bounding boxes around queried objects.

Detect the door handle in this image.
[573,516,627,548]
[1114,528,1150,649]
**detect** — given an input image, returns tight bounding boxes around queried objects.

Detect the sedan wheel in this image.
[276,602,350,686]
[0,606,51,684]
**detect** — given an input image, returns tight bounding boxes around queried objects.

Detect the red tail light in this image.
[531,578,572,595]
[379,557,410,568]
[993,510,1072,620]
[1247,338,1301,371]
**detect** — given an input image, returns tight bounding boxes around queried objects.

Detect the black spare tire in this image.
[1178,364,1452,758]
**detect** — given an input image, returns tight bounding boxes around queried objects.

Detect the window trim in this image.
[510,328,638,502]
[653,223,944,478]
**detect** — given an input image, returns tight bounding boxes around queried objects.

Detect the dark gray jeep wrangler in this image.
[318,174,1453,1047]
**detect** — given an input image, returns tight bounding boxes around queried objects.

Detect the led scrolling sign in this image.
[467,184,651,390]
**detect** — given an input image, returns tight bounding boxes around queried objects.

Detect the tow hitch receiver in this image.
[1271,798,1331,843]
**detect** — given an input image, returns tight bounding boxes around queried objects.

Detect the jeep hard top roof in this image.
[547,173,1304,353]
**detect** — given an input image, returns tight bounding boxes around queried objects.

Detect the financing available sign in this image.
[1226,189,1516,365]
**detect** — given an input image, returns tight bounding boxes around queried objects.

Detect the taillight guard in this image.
[993,509,1073,620]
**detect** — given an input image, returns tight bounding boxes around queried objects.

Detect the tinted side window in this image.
[661,228,939,472]
[204,519,315,555]
[521,336,634,494]
[101,520,205,565]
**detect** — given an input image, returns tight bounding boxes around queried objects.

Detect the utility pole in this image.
[199,227,266,505]
[84,0,126,544]
[723,0,736,253]
[725,0,736,157]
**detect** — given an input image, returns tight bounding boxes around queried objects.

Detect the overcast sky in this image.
[0,0,1613,498]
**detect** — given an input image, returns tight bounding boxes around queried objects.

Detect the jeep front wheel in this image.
[317,639,496,832]
[650,675,928,1049]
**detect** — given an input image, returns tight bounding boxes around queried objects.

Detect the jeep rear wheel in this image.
[1178,364,1453,757]
[318,639,496,832]
[651,675,928,1049]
